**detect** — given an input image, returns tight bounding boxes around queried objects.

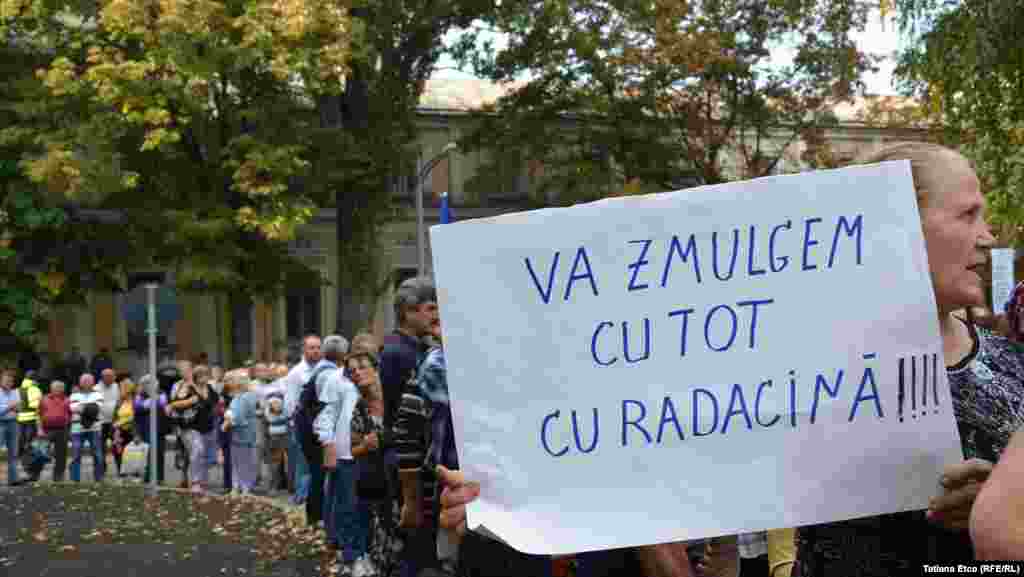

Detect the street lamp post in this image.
[128,271,165,497]
[416,142,457,277]
[145,282,159,497]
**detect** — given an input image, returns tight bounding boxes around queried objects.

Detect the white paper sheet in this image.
[991,248,1016,311]
[429,162,963,555]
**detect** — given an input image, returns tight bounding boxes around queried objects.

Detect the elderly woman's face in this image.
[920,158,995,313]
[346,359,378,388]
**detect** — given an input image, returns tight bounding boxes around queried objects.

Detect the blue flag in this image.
[439,190,454,224]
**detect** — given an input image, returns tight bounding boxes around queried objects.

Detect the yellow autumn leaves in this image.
[16,0,353,241]
[236,202,315,241]
[29,0,353,158]
[24,144,85,198]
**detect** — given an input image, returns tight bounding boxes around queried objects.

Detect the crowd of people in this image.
[0,299,452,577]
[4,141,1024,576]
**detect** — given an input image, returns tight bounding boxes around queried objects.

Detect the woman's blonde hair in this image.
[350,332,380,355]
[857,142,972,210]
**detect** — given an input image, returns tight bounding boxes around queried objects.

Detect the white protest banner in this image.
[429,161,963,555]
[991,248,1016,311]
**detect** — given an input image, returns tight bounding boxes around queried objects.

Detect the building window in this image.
[286,288,321,342]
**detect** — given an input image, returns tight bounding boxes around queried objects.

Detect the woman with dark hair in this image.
[173,365,218,494]
[348,351,403,577]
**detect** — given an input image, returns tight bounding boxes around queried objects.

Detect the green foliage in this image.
[0,172,66,354]
[453,0,874,201]
[2,0,353,303]
[894,0,1024,244]
[2,0,503,341]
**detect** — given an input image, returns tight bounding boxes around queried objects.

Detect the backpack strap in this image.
[295,364,332,427]
[304,365,332,397]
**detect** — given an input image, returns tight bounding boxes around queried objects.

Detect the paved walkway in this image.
[0,486,323,577]
[0,437,293,501]
[0,440,323,576]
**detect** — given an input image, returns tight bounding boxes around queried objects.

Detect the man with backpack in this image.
[285,334,322,505]
[294,335,344,527]
[38,380,71,481]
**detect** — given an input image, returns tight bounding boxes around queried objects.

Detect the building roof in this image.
[418,77,521,112]
[418,77,927,127]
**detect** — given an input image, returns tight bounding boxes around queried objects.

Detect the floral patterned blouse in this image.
[351,398,403,577]
[797,322,1024,576]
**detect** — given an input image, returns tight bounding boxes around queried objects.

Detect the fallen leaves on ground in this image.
[13,483,327,573]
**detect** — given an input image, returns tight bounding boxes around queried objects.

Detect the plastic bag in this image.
[122,440,149,477]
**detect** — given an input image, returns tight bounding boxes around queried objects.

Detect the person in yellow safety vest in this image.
[16,372,42,473]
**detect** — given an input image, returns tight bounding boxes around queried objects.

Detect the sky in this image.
[837,13,904,95]
[434,12,905,96]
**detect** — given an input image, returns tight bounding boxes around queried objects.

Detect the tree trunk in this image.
[331,59,373,338]
[335,186,368,338]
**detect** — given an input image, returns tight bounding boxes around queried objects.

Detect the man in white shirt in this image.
[96,368,119,479]
[285,334,321,505]
[312,335,364,571]
[69,374,105,482]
